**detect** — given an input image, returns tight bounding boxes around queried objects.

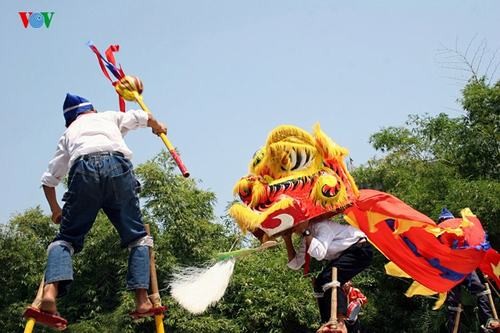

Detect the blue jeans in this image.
[45,152,150,295]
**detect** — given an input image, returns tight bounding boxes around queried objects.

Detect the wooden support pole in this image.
[23,318,36,333]
[330,267,338,327]
[484,277,498,320]
[452,304,462,333]
[144,224,165,333]
[32,277,45,309]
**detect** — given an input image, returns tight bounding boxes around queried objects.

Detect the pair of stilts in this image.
[317,271,499,333]
[22,224,167,332]
[451,277,499,333]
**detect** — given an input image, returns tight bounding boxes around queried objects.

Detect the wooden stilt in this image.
[452,304,462,333]
[484,276,498,320]
[330,267,338,327]
[317,267,346,333]
[145,224,166,333]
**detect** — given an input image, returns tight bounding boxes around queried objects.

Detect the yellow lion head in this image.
[229,123,359,237]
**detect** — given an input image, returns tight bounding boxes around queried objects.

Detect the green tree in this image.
[1,154,323,332]
[356,78,499,245]
[0,208,56,332]
[353,77,500,333]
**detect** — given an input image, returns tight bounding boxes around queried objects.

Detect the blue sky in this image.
[1,1,499,223]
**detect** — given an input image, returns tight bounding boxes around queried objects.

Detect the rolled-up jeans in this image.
[44,152,150,296]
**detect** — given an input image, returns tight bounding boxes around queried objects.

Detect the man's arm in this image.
[116,110,167,135]
[42,185,62,224]
[282,232,296,262]
[146,113,167,136]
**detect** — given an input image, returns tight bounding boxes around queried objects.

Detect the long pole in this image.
[145,224,165,333]
[330,267,338,329]
[133,92,189,178]
[484,277,498,319]
[452,304,462,333]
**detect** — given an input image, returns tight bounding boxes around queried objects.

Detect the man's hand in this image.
[151,121,167,136]
[51,206,62,224]
[43,185,62,224]
[147,113,167,136]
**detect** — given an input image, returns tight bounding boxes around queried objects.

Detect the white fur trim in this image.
[128,235,154,249]
[322,280,341,292]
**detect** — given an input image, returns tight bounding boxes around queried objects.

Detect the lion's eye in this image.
[252,149,264,168]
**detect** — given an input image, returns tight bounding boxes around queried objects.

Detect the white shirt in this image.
[287,219,367,270]
[41,110,148,187]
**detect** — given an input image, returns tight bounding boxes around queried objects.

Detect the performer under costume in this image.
[437,209,498,333]
[284,219,372,323]
[343,281,367,332]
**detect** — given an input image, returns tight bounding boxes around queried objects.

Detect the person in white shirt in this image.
[283,217,373,328]
[40,93,166,318]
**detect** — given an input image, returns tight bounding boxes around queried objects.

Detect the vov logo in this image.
[19,12,55,28]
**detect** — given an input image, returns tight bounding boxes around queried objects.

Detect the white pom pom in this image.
[169,259,236,314]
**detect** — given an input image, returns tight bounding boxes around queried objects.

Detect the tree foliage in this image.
[357,78,499,243]
[0,154,320,332]
[353,77,500,332]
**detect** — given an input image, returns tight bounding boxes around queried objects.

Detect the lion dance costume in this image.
[229,123,498,307]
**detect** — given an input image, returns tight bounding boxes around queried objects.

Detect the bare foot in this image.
[135,300,153,314]
[134,288,153,314]
[40,297,57,314]
[40,283,58,314]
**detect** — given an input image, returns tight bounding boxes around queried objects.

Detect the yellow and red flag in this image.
[479,248,500,289]
[344,189,489,293]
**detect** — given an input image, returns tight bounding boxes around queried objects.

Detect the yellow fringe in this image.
[309,174,350,211]
[313,123,349,160]
[338,158,359,196]
[266,125,315,147]
[232,177,252,196]
[249,181,267,207]
[313,123,359,196]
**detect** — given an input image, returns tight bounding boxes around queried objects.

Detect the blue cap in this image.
[438,208,454,222]
[63,93,94,127]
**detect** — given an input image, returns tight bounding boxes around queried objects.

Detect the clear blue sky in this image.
[1,1,499,223]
